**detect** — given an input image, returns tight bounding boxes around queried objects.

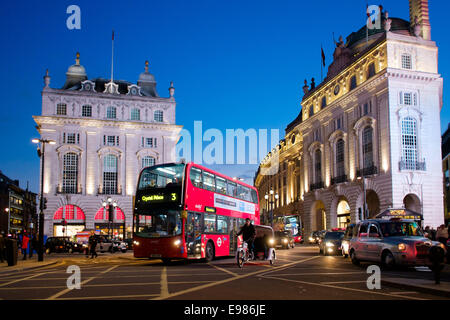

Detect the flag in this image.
[321,46,325,67]
[366,4,373,30]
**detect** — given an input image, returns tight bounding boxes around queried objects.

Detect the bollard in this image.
[5,239,18,266]
[428,245,445,284]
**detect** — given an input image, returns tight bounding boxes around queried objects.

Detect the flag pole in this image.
[320,45,323,82]
[111,30,114,82]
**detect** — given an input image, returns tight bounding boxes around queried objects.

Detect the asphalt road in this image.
[0,245,448,300]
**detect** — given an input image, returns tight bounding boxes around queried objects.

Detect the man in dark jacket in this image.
[89,233,98,258]
[237,218,256,258]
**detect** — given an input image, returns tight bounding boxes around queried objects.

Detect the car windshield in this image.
[380,221,423,237]
[134,209,182,238]
[138,164,185,189]
[325,232,344,240]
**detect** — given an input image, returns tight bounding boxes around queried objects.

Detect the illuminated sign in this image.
[204,206,216,213]
[141,193,178,203]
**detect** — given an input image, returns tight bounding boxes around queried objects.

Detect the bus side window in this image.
[204,213,216,233]
[251,189,258,204]
[202,172,216,192]
[215,177,227,195]
[217,215,229,234]
[190,167,202,188]
[227,181,237,198]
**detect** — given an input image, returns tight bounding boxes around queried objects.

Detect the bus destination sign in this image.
[141,192,178,203]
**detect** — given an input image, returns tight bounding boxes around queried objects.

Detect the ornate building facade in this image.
[33,54,181,238]
[255,0,444,236]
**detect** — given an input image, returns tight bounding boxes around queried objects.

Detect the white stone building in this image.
[255,0,444,236]
[33,53,182,238]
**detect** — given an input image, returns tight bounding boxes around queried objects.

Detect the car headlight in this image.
[269,239,275,245]
[398,243,407,251]
[325,242,334,247]
[309,237,314,241]
[283,238,288,243]
[174,239,181,246]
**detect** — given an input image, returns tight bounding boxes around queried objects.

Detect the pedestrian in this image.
[0,232,5,263]
[21,232,30,260]
[89,233,98,258]
[436,225,448,245]
[29,233,36,259]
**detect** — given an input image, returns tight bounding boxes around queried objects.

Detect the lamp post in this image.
[5,208,9,235]
[357,173,367,220]
[265,189,279,227]
[32,138,56,262]
[103,198,117,239]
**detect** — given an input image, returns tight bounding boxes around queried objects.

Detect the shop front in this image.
[53,205,86,238]
[94,206,126,239]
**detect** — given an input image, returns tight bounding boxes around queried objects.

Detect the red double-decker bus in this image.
[133,162,260,263]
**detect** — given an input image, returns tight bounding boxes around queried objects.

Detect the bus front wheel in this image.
[205,242,215,262]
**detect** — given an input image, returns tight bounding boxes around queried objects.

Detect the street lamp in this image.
[32,138,56,262]
[103,198,117,239]
[357,175,367,220]
[265,189,279,227]
[5,208,9,235]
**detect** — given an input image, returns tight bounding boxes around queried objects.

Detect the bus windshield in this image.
[134,209,182,238]
[138,164,185,189]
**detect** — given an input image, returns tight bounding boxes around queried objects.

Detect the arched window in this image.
[103,154,118,194]
[362,126,373,169]
[349,75,357,90]
[335,139,345,178]
[314,149,322,183]
[309,105,314,118]
[321,97,327,109]
[142,156,155,168]
[401,117,418,170]
[62,153,78,194]
[154,110,163,122]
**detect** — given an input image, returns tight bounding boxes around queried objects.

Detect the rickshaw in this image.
[236,225,276,268]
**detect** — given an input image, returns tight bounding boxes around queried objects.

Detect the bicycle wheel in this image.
[237,250,245,268]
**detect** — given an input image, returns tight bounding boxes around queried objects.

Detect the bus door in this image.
[229,218,240,255]
[186,212,202,257]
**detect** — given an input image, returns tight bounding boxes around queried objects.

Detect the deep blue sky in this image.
[0,0,449,192]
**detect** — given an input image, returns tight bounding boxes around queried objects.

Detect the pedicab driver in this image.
[237,218,256,258]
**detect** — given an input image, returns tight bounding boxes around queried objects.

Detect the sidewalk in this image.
[381,265,450,298]
[0,256,60,274]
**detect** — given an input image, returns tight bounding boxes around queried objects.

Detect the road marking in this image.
[321,280,367,285]
[208,263,238,277]
[55,293,160,300]
[389,291,419,295]
[0,272,45,287]
[160,267,169,299]
[260,275,427,300]
[46,265,119,300]
[152,255,320,300]
[264,272,364,276]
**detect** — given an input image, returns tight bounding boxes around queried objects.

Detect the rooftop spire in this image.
[75,52,80,65]
[145,60,149,73]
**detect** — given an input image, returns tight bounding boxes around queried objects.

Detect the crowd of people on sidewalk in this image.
[0,230,38,264]
[424,224,450,245]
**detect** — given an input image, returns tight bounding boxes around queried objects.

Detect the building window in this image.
[350,75,357,90]
[62,153,78,194]
[57,103,67,115]
[367,63,376,79]
[154,110,163,122]
[321,97,327,109]
[142,156,155,168]
[336,139,345,177]
[399,91,418,106]
[103,154,118,194]
[62,133,80,144]
[104,135,119,146]
[130,108,140,121]
[362,126,374,169]
[142,137,157,148]
[314,149,322,183]
[401,117,418,170]
[82,105,92,117]
[106,106,117,119]
[308,105,314,118]
[401,54,412,70]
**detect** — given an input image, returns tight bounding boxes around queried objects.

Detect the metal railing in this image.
[398,159,426,171]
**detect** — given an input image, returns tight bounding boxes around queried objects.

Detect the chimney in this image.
[409,0,431,40]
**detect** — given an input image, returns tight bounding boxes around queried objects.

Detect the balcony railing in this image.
[97,185,122,195]
[356,165,378,177]
[310,181,324,191]
[331,175,347,185]
[398,159,426,171]
[56,185,82,194]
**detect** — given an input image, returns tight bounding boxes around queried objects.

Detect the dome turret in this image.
[62,52,87,89]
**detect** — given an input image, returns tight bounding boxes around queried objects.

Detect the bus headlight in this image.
[133,241,140,246]
[174,239,181,246]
